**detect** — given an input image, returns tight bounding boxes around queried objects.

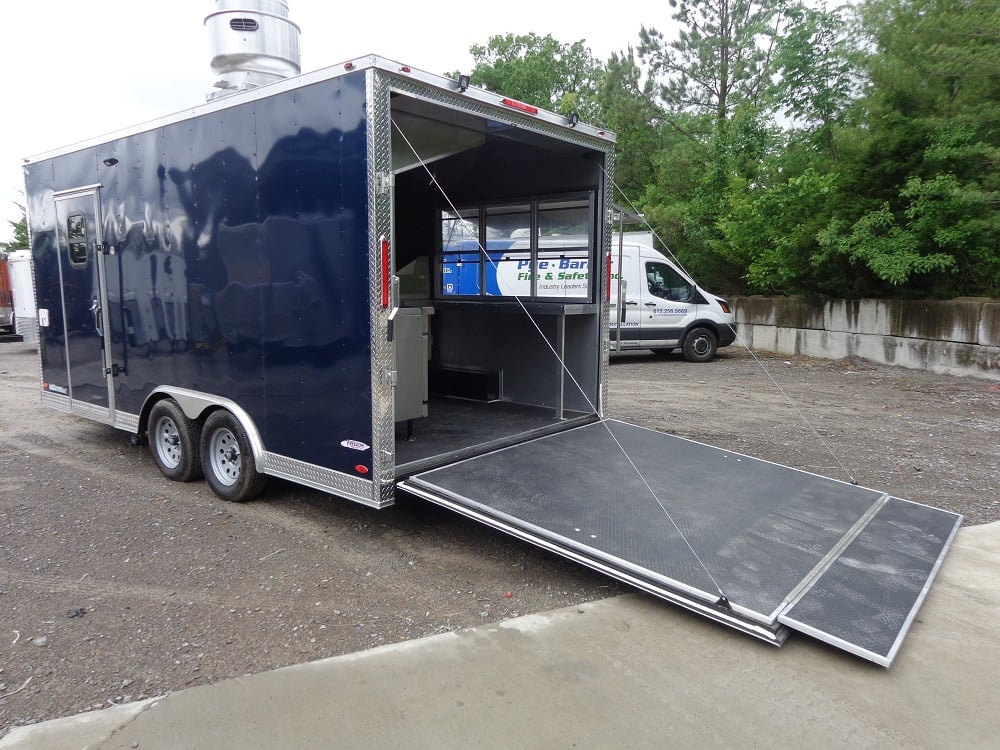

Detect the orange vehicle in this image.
[0,254,14,334]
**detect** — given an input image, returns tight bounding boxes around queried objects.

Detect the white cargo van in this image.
[440,230,735,362]
[609,236,736,362]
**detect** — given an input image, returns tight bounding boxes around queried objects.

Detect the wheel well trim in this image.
[141,387,265,466]
[681,320,720,342]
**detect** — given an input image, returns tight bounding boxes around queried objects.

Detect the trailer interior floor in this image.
[394,397,594,475]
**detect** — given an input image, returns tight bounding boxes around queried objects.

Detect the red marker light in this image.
[344,62,355,71]
[400,66,411,73]
[354,464,370,475]
[380,235,390,308]
[500,98,538,115]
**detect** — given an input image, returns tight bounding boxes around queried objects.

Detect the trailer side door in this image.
[52,187,116,421]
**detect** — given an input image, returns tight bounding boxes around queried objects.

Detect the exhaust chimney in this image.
[205,0,301,100]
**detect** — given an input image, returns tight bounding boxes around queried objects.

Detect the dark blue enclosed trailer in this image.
[23,56,960,666]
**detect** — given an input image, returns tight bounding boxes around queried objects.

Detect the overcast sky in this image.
[1,1,671,241]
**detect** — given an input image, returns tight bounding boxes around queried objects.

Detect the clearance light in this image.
[399,66,411,73]
[344,62,355,71]
[501,98,538,115]
[354,464,370,475]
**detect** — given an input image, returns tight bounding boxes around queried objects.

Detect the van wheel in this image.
[201,410,266,502]
[148,399,202,482]
[682,327,718,363]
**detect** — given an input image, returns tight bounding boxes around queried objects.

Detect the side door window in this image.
[645,262,693,303]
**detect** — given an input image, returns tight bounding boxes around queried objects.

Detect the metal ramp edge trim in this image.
[399,478,790,646]
[777,498,963,667]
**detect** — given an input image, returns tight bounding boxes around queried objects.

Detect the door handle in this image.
[90,297,104,336]
[644,302,658,307]
[625,300,639,306]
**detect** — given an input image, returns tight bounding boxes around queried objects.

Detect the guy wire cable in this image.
[391,117,731,604]
[606,171,858,485]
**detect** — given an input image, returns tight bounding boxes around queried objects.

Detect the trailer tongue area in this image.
[398,419,961,666]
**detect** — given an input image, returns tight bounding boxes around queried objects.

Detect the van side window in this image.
[645,262,692,302]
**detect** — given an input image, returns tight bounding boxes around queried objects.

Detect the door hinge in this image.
[383,368,398,386]
[106,363,126,377]
[376,172,394,194]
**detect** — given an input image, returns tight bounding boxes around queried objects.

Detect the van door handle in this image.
[625,300,638,306]
[644,302,658,307]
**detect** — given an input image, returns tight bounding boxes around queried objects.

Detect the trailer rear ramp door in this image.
[398,420,961,666]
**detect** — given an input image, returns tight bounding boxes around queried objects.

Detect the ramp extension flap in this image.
[398,420,961,666]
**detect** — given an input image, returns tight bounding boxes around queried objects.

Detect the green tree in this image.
[819,0,1000,296]
[467,33,604,120]
[598,48,664,200]
[638,0,787,125]
[9,203,29,249]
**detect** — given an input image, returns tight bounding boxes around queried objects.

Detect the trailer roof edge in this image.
[22,54,616,165]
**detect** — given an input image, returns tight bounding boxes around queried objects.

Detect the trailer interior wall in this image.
[387,91,608,445]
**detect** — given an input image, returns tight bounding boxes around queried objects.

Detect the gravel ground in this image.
[1,341,997,734]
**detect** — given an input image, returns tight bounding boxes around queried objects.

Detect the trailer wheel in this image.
[148,399,202,482]
[682,327,718,363]
[201,410,265,502]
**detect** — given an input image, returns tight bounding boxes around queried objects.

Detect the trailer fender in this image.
[142,387,265,468]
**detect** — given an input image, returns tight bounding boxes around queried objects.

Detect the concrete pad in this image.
[4,523,999,749]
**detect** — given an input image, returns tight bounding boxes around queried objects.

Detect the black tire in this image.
[682,326,718,363]
[148,399,202,482]
[200,410,266,502]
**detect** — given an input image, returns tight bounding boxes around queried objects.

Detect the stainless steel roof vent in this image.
[205,0,301,100]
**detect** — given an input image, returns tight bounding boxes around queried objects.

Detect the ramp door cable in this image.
[607,176,859,486]
[391,118,731,604]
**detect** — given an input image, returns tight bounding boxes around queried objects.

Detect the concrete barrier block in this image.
[853,334,928,370]
[735,297,777,326]
[888,299,983,344]
[798,330,851,360]
[979,303,1000,347]
[826,299,892,336]
[742,323,778,352]
[927,341,1000,379]
[775,327,799,354]
[774,297,825,330]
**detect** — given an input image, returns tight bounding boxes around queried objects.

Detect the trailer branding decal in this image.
[340,439,370,451]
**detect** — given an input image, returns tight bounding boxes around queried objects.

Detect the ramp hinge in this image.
[377,172,394,194]
[716,594,731,610]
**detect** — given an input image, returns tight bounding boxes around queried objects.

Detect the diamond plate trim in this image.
[41,389,72,413]
[115,411,140,433]
[368,69,397,508]
[71,399,113,424]
[599,153,614,417]
[261,452,386,509]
